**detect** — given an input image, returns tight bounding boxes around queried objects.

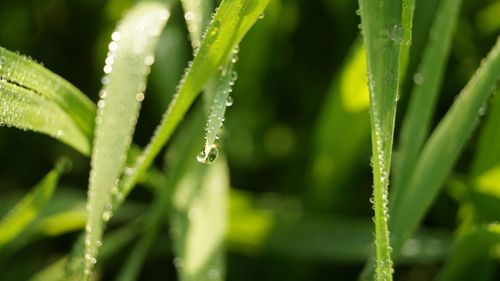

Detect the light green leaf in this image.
[181,0,213,49]
[82,2,170,279]
[229,190,451,264]
[468,90,500,223]
[0,47,95,155]
[310,40,370,209]
[436,223,500,281]
[358,0,402,278]
[170,158,228,281]
[391,0,463,223]
[390,37,500,253]
[115,107,204,281]
[0,160,67,249]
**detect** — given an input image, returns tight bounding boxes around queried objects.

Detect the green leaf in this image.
[181,0,213,49]
[82,2,170,279]
[0,47,95,155]
[358,0,402,278]
[391,0,463,223]
[0,160,67,249]
[399,0,415,77]
[310,40,370,209]
[30,216,144,281]
[228,190,451,264]
[436,223,500,281]
[116,0,272,205]
[170,158,229,281]
[116,107,204,281]
[390,37,500,253]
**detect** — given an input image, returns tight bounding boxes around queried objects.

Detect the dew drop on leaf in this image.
[226,96,233,106]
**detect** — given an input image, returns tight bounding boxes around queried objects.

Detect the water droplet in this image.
[56,130,64,138]
[258,12,265,19]
[173,258,184,270]
[144,55,155,66]
[413,73,424,85]
[136,92,145,102]
[184,11,194,21]
[103,64,113,74]
[101,76,110,85]
[111,31,121,41]
[105,56,114,66]
[97,100,106,109]
[226,96,233,106]
[102,210,112,222]
[197,144,218,164]
[208,268,220,280]
[159,9,170,21]
[388,24,403,43]
[108,41,118,52]
[99,90,107,98]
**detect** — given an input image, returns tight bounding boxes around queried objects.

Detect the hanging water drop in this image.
[258,12,265,19]
[226,96,233,106]
[197,144,218,164]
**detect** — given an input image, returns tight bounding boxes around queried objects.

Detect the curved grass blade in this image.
[391,0,463,221]
[0,47,95,143]
[0,79,92,155]
[116,0,271,209]
[358,0,402,278]
[310,40,370,209]
[390,37,500,253]
[436,223,500,281]
[82,3,170,279]
[0,160,68,249]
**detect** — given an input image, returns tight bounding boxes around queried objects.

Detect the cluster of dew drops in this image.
[196,47,239,165]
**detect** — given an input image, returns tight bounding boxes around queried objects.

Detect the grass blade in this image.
[181,0,213,49]
[198,58,237,164]
[0,160,67,249]
[390,37,500,252]
[229,190,451,264]
[116,0,271,210]
[465,90,500,222]
[0,47,95,142]
[391,0,463,219]
[310,40,370,209]
[115,108,203,281]
[399,0,414,77]
[170,158,229,281]
[358,0,402,278]
[0,79,92,154]
[82,3,169,279]
[0,47,95,154]
[436,223,500,281]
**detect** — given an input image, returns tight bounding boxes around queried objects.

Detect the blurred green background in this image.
[0,0,499,280]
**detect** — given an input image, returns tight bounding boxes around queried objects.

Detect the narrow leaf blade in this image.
[390,37,500,252]
[0,160,67,249]
[82,3,170,278]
